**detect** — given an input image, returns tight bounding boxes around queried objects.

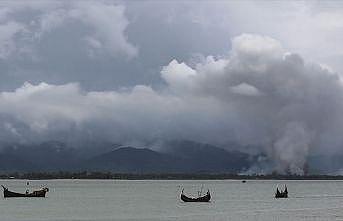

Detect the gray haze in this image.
[1,1,343,174]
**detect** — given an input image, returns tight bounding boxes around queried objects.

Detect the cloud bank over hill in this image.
[1,33,342,174]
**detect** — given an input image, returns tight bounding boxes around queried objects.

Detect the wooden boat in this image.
[180,188,211,202]
[2,185,49,198]
[275,185,288,198]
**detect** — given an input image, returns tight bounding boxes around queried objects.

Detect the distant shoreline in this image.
[1,172,343,180]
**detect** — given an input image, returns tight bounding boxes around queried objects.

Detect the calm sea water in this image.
[1,179,343,221]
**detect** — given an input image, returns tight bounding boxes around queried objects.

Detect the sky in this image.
[1,0,343,174]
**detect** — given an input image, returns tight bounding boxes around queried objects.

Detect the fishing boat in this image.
[180,188,211,202]
[275,185,288,198]
[2,185,49,198]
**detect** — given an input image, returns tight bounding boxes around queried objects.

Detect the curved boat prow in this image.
[180,189,211,202]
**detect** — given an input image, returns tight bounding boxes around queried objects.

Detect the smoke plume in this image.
[1,34,342,174]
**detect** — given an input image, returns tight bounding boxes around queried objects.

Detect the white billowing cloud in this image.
[0,82,88,131]
[231,34,283,60]
[2,1,343,94]
[158,34,343,174]
[163,1,343,75]
[161,59,196,94]
[69,2,137,58]
[1,34,343,174]
[0,80,231,147]
[0,1,342,174]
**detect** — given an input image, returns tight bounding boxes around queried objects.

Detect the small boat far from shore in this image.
[2,185,49,198]
[275,185,288,198]
[180,188,211,202]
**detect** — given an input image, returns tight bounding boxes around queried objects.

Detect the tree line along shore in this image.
[0,172,343,180]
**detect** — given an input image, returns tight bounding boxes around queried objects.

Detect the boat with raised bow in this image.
[275,185,288,198]
[180,188,211,202]
[2,185,49,198]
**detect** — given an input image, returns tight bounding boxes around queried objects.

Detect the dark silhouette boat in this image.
[180,188,211,202]
[2,185,49,198]
[275,185,288,198]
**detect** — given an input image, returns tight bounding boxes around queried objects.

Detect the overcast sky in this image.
[1,1,343,174]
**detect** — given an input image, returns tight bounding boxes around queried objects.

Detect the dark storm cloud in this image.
[0,34,343,174]
[0,1,233,91]
[0,1,138,90]
[1,1,342,91]
[1,1,343,174]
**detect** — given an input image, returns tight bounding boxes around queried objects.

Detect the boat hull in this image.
[181,193,211,202]
[275,192,288,198]
[2,186,48,198]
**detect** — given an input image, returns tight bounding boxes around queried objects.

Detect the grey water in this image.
[1,180,343,221]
